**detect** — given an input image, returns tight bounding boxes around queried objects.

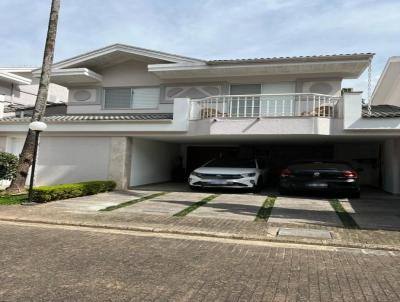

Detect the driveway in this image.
[18,182,397,231]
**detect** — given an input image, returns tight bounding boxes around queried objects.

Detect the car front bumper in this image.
[189,175,257,189]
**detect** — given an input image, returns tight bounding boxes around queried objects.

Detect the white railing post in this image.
[222,96,225,118]
[236,97,240,117]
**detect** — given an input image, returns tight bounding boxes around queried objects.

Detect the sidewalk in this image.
[1,201,400,251]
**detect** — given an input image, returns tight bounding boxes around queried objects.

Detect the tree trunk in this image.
[6,0,61,194]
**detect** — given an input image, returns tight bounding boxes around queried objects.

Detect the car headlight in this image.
[242,173,256,177]
[191,172,202,177]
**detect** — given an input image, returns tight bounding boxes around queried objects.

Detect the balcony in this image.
[190,93,343,120]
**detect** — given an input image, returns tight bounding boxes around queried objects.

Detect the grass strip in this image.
[255,196,277,222]
[0,194,28,205]
[329,199,360,229]
[173,194,219,217]
[100,192,167,211]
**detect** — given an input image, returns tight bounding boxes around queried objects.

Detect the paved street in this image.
[1,221,400,302]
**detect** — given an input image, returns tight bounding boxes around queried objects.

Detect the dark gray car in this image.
[279,161,361,198]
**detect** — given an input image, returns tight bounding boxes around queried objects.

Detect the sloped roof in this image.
[362,105,400,118]
[49,44,205,70]
[207,53,374,65]
[0,113,173,123]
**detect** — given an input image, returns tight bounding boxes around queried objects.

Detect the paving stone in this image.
[187,193,266,221]
[278,227,333,239]
[2,223,400,301]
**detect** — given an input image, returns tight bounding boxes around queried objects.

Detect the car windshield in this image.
[205,159,256,168]
[290,162,351,171]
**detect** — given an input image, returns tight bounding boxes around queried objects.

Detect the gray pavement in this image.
[1,221,400,302]
[269,196,344,227]
[115,191,211,215]
[340,189,400,230]
[187,193,266,221]
[41,190,151,213]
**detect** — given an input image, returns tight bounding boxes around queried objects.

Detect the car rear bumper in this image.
[280,179,360,192]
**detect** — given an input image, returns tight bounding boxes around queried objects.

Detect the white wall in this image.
[0,80,68,107]
[3,136,111,186]
[130,138,179,186]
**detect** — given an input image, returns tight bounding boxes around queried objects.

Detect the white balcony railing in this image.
[190,93,343,120]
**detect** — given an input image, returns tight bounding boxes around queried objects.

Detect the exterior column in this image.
[108,137,131,190]
[382,138,400,194]
[342,91,362,129]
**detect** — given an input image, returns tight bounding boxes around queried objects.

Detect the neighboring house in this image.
[0,44,399,194]
[0,67,68,116]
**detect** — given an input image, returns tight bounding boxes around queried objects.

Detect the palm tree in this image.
[6,0,61,194]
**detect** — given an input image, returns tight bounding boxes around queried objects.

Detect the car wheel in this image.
[189,185,199,191]
[279,187,289,196]
[252,177,263,193]
[349,191,360,199]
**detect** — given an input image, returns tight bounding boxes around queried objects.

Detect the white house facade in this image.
[0,44,399,194]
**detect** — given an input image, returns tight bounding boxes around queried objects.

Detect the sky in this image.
[1,0,399,94]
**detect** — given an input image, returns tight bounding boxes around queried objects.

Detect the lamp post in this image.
[27,121,47,204]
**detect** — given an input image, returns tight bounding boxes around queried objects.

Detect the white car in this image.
[188,159,268,192]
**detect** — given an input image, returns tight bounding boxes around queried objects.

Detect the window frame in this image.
[102,86,161,110]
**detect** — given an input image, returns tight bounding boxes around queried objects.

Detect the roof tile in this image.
[0,113,173,123]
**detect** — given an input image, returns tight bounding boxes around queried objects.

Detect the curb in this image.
[1,217,400,252]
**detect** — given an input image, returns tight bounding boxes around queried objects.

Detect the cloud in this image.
[0,0,399,94]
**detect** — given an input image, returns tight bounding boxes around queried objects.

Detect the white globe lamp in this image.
[29,121,47,132]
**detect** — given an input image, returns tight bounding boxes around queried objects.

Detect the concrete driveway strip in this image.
[187,193,266,221]
[269,196,344,227]
[114,192,210,215]
[340,194,400,230]
[38,191,151,213]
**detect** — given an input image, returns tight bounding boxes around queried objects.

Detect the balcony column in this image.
[342,91,363,129]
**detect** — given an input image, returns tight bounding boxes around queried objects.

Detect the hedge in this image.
[0,152,19,181]
[31,180,116,203]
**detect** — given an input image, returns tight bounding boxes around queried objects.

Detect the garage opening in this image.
[185,143,381,187]
[130,138,383,190]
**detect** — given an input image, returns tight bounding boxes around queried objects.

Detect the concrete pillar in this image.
[108,137,131,190]
[382,138,400,194]
[342,92,362,129]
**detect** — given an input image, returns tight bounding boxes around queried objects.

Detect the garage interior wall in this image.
[333,143,380,186]
[382,138,400,194]
[2,136,111,186]
[130,138,180,186]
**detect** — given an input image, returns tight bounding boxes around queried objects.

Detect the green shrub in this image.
[0,152,19,181]
[31,180,116,203]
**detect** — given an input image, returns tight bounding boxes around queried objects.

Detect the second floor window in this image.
[230,84,261,95]
[104,87,160,109]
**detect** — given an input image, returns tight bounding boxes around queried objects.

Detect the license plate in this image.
[306,183,328,188]
[209,180,227,185]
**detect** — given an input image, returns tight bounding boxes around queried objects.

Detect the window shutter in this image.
[132,88,160,109]
[104,88,132,109]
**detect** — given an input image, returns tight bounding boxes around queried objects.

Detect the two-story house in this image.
[0,44,399,194]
